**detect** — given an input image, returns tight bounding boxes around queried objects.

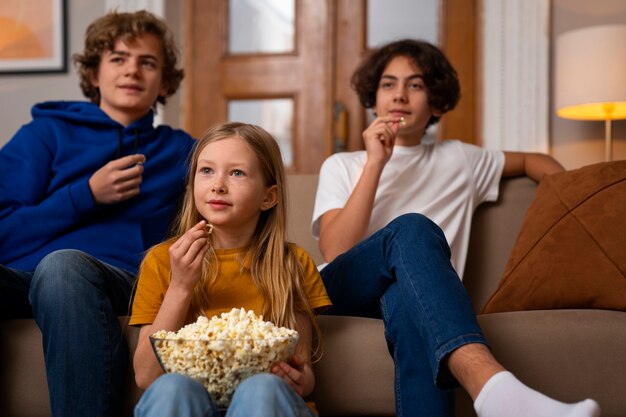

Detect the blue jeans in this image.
[0,249,136,417]
[320,213,487,417]
[135,373,316,417]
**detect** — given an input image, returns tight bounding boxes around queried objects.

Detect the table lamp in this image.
[555,24,626,161]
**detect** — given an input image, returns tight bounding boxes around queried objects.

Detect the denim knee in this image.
[35,249,93,272]
[386,213,449,250]
[149,373,207,398]
[234,373,286,399]
[135,374,215,417]
[228,373,309,417]
[387,213,441,236]
[29,249,99,305]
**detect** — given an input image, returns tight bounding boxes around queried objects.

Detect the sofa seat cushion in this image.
[476,309,626,416]
[310,316,394,416]
[482,161,626,313]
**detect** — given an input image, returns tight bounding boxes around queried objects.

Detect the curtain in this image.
[481,0,550,153]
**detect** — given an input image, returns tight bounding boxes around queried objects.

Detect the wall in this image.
[551,0,626,168]
[0,0,184,147]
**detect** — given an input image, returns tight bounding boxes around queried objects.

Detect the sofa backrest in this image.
[463,176,537,311]
[286,175,324,265]
[285,175,538,313]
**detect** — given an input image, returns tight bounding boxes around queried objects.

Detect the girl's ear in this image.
[260,184,279,211]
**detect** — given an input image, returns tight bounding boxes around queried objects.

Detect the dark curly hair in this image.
[351,39,460,128]
[72,10,184,107]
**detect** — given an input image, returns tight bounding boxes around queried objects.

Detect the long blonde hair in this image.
[174,122,321,354]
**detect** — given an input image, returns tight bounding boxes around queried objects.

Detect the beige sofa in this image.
[1,175,625,417]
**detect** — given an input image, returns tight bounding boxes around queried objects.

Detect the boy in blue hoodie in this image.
[0,10,194,417]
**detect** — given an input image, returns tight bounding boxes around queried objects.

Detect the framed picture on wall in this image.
[0,0,67,74]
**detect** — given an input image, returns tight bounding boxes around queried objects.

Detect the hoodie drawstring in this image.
[116,128,140,158]
[116,129,122,159]
[133,129,139,154]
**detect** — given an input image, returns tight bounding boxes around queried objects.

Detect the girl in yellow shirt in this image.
[131,122,331,417]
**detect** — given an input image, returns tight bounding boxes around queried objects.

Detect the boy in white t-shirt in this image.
[312,39,599,417]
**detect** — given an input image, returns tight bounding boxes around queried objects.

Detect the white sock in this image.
[474,371,601,417]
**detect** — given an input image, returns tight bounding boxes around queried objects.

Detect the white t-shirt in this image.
[312,140,505,278]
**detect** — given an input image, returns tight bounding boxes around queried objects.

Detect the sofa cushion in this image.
[481,161,626,314]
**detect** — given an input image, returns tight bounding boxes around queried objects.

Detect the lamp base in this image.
[605,119,613,162]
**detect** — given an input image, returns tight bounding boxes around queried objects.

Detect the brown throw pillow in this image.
[481,161,626,314]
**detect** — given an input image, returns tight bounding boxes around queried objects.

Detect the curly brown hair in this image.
[351,39,460,128]
[72,10,184,107]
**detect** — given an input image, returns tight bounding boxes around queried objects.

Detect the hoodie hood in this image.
[32,100,155,131]
[32,100,156,158]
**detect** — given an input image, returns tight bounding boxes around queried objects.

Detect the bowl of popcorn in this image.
[150,308,299,407]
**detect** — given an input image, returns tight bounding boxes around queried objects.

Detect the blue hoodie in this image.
[0,101,195,274]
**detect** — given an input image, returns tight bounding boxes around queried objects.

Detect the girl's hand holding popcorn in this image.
[168,220,210,292]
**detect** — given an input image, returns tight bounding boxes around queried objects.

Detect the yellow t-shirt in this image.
[130,242,331,326]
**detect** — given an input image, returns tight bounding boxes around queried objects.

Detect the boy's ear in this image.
[91,71,100,88]
[159,81,168,98]
[260,184,279,211]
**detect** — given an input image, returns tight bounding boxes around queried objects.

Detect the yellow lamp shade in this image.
[555,24,626,121]
[557,102,626,121]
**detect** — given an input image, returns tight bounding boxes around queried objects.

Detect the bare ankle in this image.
[446,343,505,400]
